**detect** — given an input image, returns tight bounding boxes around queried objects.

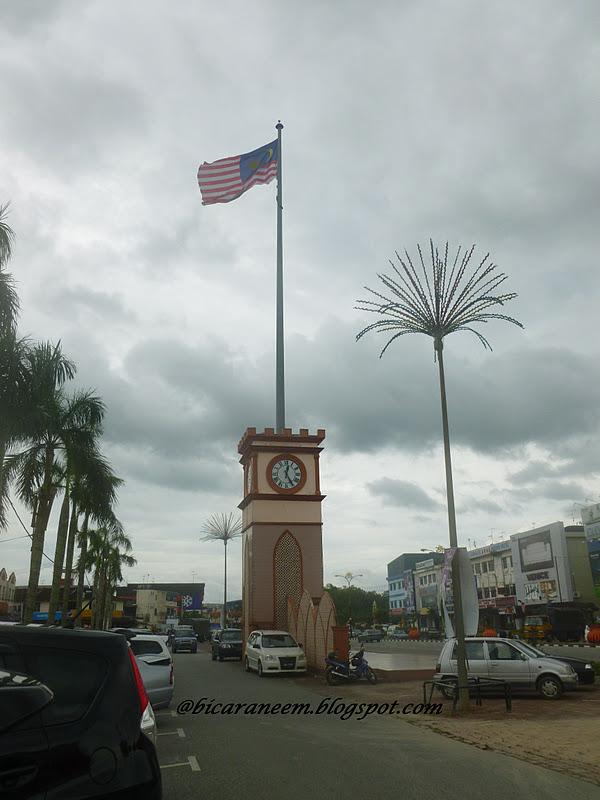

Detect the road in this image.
[155,645,600,800]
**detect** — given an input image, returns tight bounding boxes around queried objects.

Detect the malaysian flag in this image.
[197,139,278,205]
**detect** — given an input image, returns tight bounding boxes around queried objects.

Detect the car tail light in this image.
[128,648,157,745]
[128,647,149,713]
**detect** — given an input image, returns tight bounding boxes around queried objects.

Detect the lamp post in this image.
[335,572,363,627]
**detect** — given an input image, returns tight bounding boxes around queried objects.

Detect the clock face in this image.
[270,458,303,490]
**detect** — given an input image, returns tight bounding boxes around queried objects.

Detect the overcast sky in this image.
[2,1,599,603]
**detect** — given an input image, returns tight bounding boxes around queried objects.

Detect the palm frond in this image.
[356,240,523,356]
[200,512,243,543]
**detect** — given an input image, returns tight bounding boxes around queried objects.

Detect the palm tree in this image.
[64,460,123,626]
[1,341,76,527]
[84,523,134,630]
[6,364,104,624]
[0,202,22,530]
[42,390,106,625]
[72,475,123,627]
[200,513,242,629]
[356,240,523,709]
[0,202,18,335]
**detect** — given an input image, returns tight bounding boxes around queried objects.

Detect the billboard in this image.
[580,504,600,599]
[181,594,203,611]
[511,522,572,603]
[403,569,415,613]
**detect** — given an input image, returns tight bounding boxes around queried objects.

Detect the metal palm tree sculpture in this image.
[356,241,523,708]
[200,512,242,629]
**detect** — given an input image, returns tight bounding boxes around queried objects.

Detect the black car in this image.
[357,629,383,643]
[515,640,596,685]
[0,623,162,799]
[171,625,198,653]
[211,628,243,661]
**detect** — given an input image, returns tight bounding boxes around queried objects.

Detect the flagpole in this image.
[275,121,285,433]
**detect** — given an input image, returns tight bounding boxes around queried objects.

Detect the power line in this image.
[8,497,54,565]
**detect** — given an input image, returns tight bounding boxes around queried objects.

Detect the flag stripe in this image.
[197,139,278,205]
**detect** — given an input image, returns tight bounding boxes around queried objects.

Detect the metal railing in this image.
[424,677,512,715]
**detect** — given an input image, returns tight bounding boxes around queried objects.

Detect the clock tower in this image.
[238,426,326,636]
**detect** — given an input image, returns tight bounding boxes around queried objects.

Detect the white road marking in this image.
[157,728,186,738]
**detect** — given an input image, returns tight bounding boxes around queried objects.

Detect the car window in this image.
[261,634,297,648]
[513,641,545,658]
[465,641,485,660]
[22,646,108,725]
[130,640,164,655]
[175,628,195,636]
[221,631,240,642]
[488,642,521,661]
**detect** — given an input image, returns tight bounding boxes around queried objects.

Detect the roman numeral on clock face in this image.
[272,459,301,489]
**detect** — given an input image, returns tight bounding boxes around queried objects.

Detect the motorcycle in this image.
[325,647,378,685]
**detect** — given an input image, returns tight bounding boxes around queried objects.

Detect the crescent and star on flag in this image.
[246,146,275,180]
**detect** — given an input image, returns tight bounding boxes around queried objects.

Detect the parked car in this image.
[212,628,243,661]
[128,633,174,709]
[435,636,579,700]
[357,629,383,643]
[244,630,307,676]
[512,639,596,685]
[0,623,161,799]
[388,628,409,640]
[171,625,198,653]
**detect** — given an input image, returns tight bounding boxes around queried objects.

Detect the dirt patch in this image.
[301,671,600,786]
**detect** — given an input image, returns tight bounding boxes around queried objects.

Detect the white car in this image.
[244,630,307,676]
[435,637,578,700]
[128,634,174,709]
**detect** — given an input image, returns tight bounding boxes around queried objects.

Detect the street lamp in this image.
[335,572,363,627]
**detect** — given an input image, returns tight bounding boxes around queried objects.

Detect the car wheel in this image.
[211,651,216,661]
[244,657,252,673]
[537,675,563,699]
[439,679,457,700]
[325,666,341,686]
[258,660,264,677]
[366,667,378,684]
[219,653,224,662]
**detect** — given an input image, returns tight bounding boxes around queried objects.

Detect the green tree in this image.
[200,512,242,629]
[0,202,18,335]
[0,202,22,530]
[356,240,522,708]
[85,523,135,630]
[67,461,123,627]
[325,583,389,625]
[43,410,111,626]
[6,361,103,624]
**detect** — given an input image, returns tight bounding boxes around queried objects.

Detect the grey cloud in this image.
[367,478,440,511]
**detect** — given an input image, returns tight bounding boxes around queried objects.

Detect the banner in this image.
[442,547,479,637]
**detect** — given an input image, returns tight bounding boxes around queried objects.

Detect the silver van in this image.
[435,637,578,699]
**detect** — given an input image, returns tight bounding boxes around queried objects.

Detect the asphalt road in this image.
[155,646,600,800]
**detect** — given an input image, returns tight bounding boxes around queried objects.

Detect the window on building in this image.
[474,564,481,574]
[484,588,490,598]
